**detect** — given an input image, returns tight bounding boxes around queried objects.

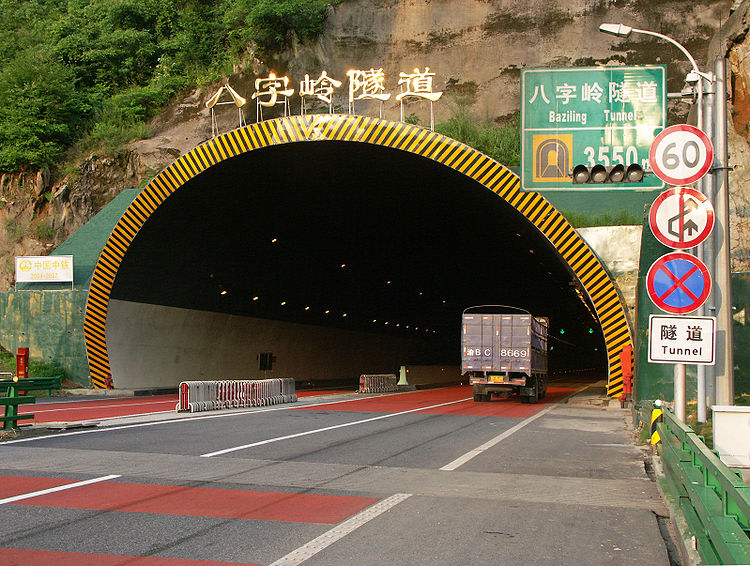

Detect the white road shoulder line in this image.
[0,474,121,505]
[0,396,381,445]
[440,405,556,471]
[200,398,471,457]
[268,493,412,566]
[440,385,589,471]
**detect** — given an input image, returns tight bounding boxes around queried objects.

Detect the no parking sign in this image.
[646,252,711,314]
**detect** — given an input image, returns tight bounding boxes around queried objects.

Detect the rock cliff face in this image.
[2,0,749,291]
[721,1,750,270]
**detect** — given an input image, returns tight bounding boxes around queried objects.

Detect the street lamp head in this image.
[599,23,633,38]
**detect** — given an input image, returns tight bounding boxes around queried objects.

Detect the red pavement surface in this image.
[2,475,378,523]
[3,386,573,423]
[0,474,379,565]
[0,549,259,566]
[8,389,347,424]
[296,385,577,418]
[16,395,178,423]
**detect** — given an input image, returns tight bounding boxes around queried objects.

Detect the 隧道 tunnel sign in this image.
[521,66,666,190]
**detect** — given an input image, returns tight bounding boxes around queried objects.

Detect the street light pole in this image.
[599,23,735,414]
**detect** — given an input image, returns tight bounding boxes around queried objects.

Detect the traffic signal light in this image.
[571,163,644,184]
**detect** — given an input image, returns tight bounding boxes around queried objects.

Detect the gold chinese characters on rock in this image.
[206,68,443,135]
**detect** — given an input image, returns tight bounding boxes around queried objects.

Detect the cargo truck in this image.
[461,306,549,403]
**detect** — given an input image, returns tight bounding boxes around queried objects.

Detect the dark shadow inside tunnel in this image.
[108,141,607,387]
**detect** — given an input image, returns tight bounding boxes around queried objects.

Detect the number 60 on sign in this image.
[649,124,714,185]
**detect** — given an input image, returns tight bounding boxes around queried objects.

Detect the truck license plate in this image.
[489,375,504,383]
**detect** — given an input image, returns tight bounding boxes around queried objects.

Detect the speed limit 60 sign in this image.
[649,125,714,185]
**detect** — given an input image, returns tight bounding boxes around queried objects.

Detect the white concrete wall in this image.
[576,225,642,322]
[106,299,432,389]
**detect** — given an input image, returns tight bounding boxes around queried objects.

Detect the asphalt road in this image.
[0,382,672,565]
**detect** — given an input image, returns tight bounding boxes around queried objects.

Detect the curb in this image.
[651,451,702,566]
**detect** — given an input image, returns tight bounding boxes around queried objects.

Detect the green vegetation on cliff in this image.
[0,0,337,172]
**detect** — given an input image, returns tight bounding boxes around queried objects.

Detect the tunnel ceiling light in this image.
[304,306,310,310]
[385,321,389,325]
[281,301,287,306]
[271,237,278,243]
[386,280,392,285]
[220,290,227,296]
[325,310,330,314]
[340,264,346,268]
[342,313,348,317]
[252,296,259,301]
[373,319,377,323]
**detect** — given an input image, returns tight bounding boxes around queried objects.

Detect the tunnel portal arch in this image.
[84,114,632,395]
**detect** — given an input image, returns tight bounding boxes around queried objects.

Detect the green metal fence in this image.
[655,406,750,564]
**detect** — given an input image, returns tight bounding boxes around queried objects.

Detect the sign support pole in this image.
[712,57,734,406]
[674,363,687,422]
[696,68,713,423]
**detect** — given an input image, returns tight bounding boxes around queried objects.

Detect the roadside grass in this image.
[0,346,64,378]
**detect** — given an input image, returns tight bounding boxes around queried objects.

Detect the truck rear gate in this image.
[461,307,548,403]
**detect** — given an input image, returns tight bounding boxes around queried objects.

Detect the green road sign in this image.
[521,66,666,191]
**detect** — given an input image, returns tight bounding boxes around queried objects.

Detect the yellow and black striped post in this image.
[650,407,664,445]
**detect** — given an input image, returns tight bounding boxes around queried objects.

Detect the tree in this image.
[0,47,91,170]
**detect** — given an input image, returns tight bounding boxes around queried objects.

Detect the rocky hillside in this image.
[2,0,749,291]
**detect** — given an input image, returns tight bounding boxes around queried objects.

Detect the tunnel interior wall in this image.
[106,299,436,389]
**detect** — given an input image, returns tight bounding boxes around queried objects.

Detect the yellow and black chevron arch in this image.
[84,114,633,395]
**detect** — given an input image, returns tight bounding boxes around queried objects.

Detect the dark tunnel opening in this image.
[110,141,608,381]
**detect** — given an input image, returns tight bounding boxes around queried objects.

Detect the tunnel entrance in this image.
[84,115,632,394]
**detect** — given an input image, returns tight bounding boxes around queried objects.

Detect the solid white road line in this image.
[29,399,176,413]
[439,385,589,471]
[268,493,412,566]
[0,396,380,445]
[0,474,121,505]
[439,405,557,471]
[200,398,472,457]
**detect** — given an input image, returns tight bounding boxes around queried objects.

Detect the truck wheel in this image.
[528,379,539,404]
[473,393,482,402]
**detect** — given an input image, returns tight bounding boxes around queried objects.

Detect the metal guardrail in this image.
[176,378,297,413]
[0,375,63,396]
[358,374,398,393]
[0,380,36,430]
[655,406,750,564]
